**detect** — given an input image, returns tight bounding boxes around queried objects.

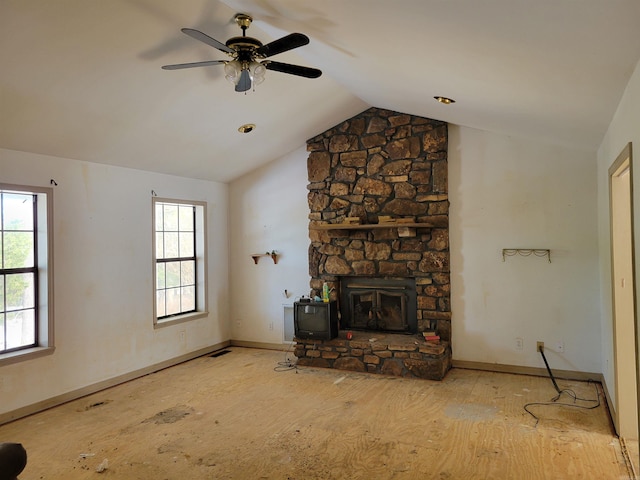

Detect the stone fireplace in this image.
[294,107,452,380]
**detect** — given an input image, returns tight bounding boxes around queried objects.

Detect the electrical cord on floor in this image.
[524,345,600,427]
[274,341,298,372]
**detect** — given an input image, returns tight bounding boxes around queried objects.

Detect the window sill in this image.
[154,311,209,328]
[0,346,56,367]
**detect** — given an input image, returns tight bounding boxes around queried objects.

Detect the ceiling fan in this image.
[162,13,322,92]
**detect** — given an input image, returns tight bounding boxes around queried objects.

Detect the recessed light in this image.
[238,123,256,133]
[434,96,455,105]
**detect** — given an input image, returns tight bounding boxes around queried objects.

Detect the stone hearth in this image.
[294,331,451,381]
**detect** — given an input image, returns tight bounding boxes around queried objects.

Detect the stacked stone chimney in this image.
[306,107,451,341]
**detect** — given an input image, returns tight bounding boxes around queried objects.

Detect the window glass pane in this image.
[179,206,194,231]
[3,232,34,268]
[155,232,164,259]
[181,261,195,285]
[2,193,33,230]
[154,200,202,321]
[6,309,35,349]
[164,232,179,258]
[0,314,4,350]
[155,203,163,232]
[179,232,194,257]
[156,263,166,289]
[0,187,48,355]
[163,204,178,231]
[6,273,34,310]
[181,286,195,311]
[156,290,166,318]
[165,287,181,316]
[165,261,181,289]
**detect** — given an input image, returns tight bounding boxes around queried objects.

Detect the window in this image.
[153,198,207,325]
[0,184,53,364]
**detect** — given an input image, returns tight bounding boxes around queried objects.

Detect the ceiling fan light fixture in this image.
[224,61,241,84]
[249,61,266,86]
[434,96,456,105]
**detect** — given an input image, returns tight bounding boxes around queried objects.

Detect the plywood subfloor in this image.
[0,347,636,479]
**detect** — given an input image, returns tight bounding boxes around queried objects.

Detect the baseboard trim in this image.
[599,376,618,435]
[230,339,293,352]
[619,436,638,478]
[0,341,230,426]
[230,346,605,382]
[452,359,604,383]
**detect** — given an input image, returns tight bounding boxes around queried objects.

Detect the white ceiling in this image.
[2,0,639,183]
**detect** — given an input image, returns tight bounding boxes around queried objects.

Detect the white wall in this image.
[597,59,640,411]
[0,106,612,417]
[229,147,311,344]
[448,127,601,373]
[0,148,229,416]
[229,127,602,375]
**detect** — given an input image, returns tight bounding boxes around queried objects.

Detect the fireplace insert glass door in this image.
[350,289,408,332]
[340,277,417,333]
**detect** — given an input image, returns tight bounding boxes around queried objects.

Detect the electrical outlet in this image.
[269,322,274,331]
[515,337,523,351]
[556,341,564,353]
[536,341,544,352]
[236,319,241,328]
[179,330,186,343]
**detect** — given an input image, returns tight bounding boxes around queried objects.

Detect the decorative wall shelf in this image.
[502,249,551,263]
[251,251,278,264]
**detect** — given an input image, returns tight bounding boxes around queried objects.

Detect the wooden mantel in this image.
[309,217,448,231]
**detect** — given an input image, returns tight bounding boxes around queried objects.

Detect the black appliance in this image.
[293,301,338,340]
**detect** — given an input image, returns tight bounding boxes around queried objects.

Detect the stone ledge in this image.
[294,331,451,381]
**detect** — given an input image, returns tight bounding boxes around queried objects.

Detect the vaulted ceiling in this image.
[2,0,639,182]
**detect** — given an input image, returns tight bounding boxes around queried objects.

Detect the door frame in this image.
[608,142,639,439]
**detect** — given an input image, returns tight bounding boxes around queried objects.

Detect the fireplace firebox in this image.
[339,277,417,334]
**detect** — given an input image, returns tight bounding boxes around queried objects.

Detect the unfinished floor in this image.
[0,347,636,479]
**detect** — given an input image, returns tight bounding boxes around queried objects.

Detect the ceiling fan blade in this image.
[256,33,309,58]
[265,61,322,79]
[161,60,225,70]
[181,28,234,54]
[235,69,252,92]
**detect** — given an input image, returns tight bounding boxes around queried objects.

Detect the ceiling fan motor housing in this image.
[226,36,264,63]
[227,13,262,60]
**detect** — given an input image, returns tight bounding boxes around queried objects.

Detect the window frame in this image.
[152,197,207,327]
[0,183,54,366]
